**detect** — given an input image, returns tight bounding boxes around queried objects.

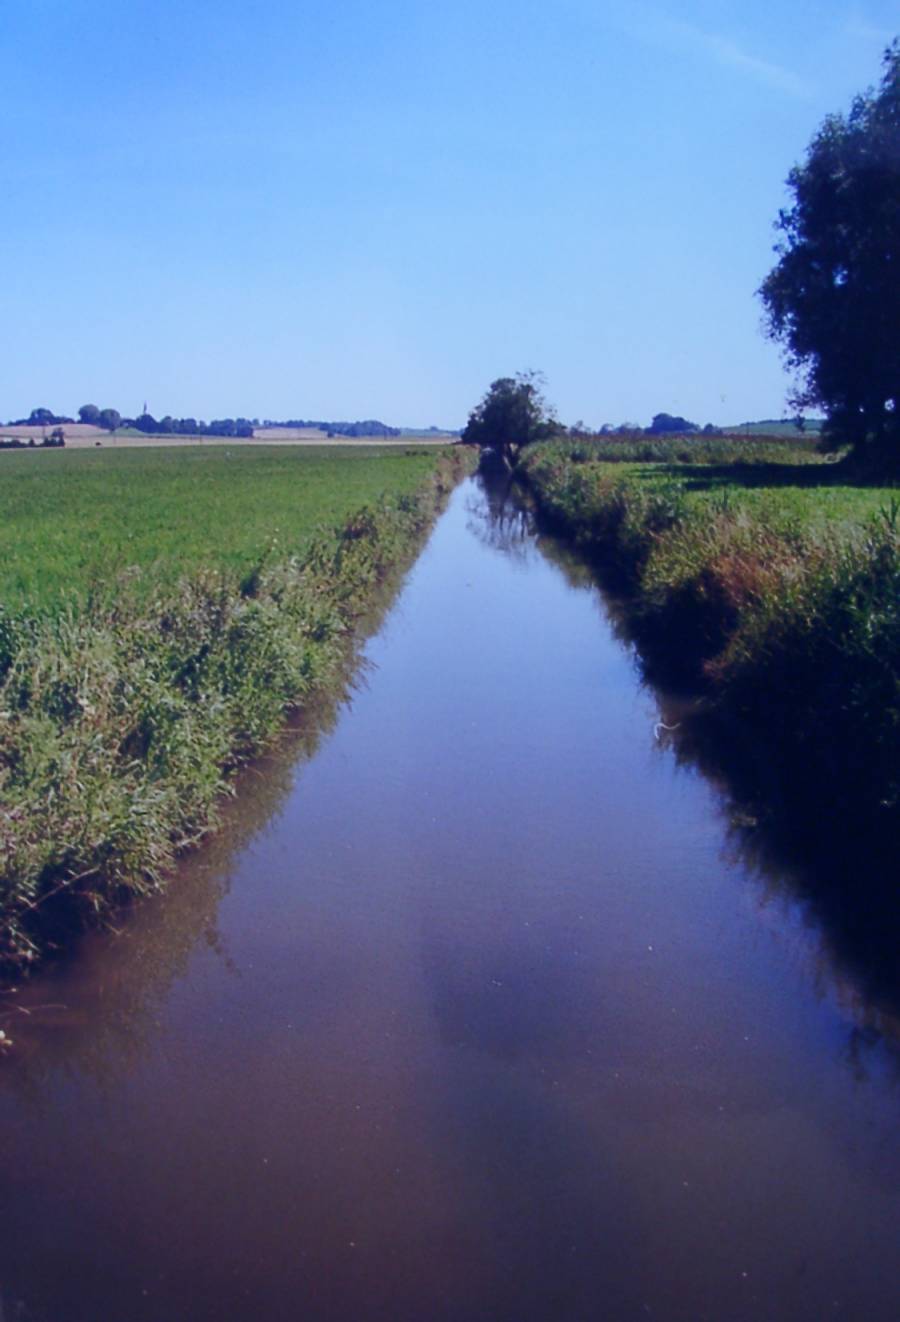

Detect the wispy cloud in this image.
[614,4,812,99]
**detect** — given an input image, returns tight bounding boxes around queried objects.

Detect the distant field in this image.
[723,420,825,437]
[0,443,446,609]
[0,424,453,449]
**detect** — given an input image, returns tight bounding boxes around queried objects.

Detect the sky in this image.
[1,1,896,429]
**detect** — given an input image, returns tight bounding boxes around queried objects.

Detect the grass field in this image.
[0,445,442,609]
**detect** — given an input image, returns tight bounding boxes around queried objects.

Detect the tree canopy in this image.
[98,408,121,432]
[462,372,557,467]
[647,412,698,435]
[760,43,900,462]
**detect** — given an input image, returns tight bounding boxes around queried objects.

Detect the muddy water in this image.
[0,475,898,1322]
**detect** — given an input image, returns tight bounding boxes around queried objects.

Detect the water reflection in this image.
[0,532,431,1091]
[484,471,900,1078]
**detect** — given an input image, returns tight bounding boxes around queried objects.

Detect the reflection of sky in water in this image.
[0,475,898,1322]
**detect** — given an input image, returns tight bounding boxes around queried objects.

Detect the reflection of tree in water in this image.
[465,467,536,564]
[0,545,423,1100]
[659,712,900,1075]
[514,490,900,1085]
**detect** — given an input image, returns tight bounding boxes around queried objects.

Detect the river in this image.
[0,473,898,1321]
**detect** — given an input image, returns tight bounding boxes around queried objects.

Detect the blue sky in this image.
[1,1,896,428]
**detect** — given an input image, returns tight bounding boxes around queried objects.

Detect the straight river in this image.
[0,474,898,1321]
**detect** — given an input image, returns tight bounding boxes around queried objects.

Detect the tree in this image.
[78,404,101,426]
[98,408,121,432]
[759,43,900,462]
[462,371,557,468]
[647,412,698,435]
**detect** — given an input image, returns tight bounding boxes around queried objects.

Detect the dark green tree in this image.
[760,42,900,462]
[98,408,121,432]
[462,371,557,468]
[647,412,698,434]
[78,404,101,425]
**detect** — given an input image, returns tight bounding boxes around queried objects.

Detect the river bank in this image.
[0,447,473,975]
[517,439,900,845]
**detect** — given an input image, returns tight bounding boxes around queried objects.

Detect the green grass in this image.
[0,445,444,610]
[519,438,900,831]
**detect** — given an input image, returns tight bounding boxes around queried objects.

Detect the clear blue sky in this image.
[1,1,896,428]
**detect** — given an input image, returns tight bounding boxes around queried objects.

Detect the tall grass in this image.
[519,440,900,829]
[557,432,820,466]
[0,448,473,974]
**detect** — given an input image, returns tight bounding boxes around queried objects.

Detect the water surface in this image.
[1,475,898,1321]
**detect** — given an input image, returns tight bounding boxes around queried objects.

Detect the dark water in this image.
[1,475,898,1322]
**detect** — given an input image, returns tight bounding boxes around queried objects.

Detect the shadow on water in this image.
[663,714,900,1077]
[477,466,900,1080]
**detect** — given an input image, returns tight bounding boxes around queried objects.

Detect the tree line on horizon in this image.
[5,405,402,440]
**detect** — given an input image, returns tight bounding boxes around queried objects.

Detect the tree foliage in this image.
[98,408,121,432]
[647,412,698,435]
[462,371,557,467]
[760,43,900,460]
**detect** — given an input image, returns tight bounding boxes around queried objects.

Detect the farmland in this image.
[0,444,445,609]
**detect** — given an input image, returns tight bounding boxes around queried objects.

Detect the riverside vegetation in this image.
[0,443,473,973]
[518,435,900,841]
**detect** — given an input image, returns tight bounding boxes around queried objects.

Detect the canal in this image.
[0,473,898,1321]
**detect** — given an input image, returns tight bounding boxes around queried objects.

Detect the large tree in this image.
[760,42,900,462]
[462,371,557,468]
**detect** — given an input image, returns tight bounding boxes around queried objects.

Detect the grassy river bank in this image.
[518,436,900,847]
[0,444,473,975]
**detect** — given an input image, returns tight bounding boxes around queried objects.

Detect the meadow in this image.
[519,435,900,836]
[0,444,442,609]
[0,443,472,972]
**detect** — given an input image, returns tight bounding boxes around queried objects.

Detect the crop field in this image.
[0,444,445,609]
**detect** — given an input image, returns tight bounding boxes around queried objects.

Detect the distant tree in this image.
[134,413,160,434]
[98,408,121,432]
[78,404,101,426]
[759,42,900,463]
[28,407,57,427]
[647,412,699,434]
[462,371,557,468]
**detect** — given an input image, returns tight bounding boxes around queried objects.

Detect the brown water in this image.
[1,475,898,1322]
